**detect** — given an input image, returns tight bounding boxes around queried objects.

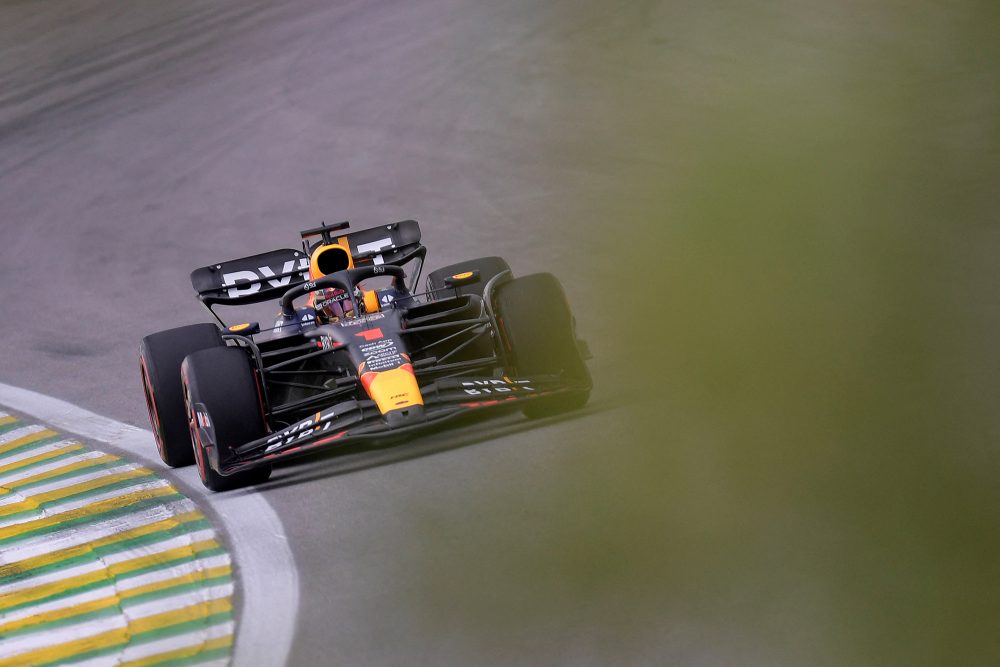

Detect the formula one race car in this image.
[139,220,591,490]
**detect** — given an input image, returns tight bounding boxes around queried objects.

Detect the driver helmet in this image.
[307,242,355,322]
[311,287,355,322]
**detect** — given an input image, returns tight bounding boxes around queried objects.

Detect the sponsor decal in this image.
[339,312,386,326]
[264,409,340,452]
[222,258,310,298]
[314,291,351,311]
[356,237,393,265]
[354,328,385,342]
[461,378,535,396]
[315,336,339,351]
[359,336,404,372]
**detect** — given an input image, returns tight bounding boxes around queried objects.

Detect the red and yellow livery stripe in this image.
[360,364,423,414]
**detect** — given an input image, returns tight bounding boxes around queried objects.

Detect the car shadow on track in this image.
[253,397,618,490]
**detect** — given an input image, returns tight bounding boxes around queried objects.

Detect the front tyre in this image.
[139,323,223,467]
[181,347,272,491]
[494,273,591,419]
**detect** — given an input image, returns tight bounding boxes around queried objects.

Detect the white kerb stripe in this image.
[0,424,46,447]
[190,659,231,667]
[0,490,25,508]
[0,450,108,486]
[116,553,231,591]
[0,463,145,504]
[100,528,219,566]
[0,552,231,626]
[123,582,233,619]
[0,560,106,595]
[0,479,171,530]
[0,528,220,595]
[0,587,233,658]
[0,586,117,626]
[0,440,79,468]
[117,620,234,662]
[65,656,120,667]
[1,498,199,564]
[71,636,234,667]
[0,614,128,658]
[62,655,120,667]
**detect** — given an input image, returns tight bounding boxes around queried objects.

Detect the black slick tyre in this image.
[139,323,223,467]
[494,272,591,419]
[182,347,272,492]
[426,256,511,298]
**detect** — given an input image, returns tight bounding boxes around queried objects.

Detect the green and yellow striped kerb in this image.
[0,411,235,666]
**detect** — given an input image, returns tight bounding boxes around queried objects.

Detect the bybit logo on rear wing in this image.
[222,259,311,298]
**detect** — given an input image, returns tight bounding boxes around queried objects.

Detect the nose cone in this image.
[384,404,425,428]
[360,364,424,415]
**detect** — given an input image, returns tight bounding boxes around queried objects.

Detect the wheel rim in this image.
[140,358,168,460]
[182,377,209,482]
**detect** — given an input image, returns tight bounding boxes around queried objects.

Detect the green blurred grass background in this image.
[596,1,998,663]
[410,2,999,664]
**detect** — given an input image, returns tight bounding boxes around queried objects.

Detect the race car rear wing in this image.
[191,248,311,306]
[190,219,426,307]
[301,219,424,267]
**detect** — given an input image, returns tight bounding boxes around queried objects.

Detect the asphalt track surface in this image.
[1,2,660,665]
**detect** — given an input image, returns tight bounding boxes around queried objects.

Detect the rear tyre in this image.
[182,347,272,492]
[494,273,591,419]
[426,256,511,298]
[139,324,223,467]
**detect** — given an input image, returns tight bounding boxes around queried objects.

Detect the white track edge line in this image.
[0,382,299,667]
